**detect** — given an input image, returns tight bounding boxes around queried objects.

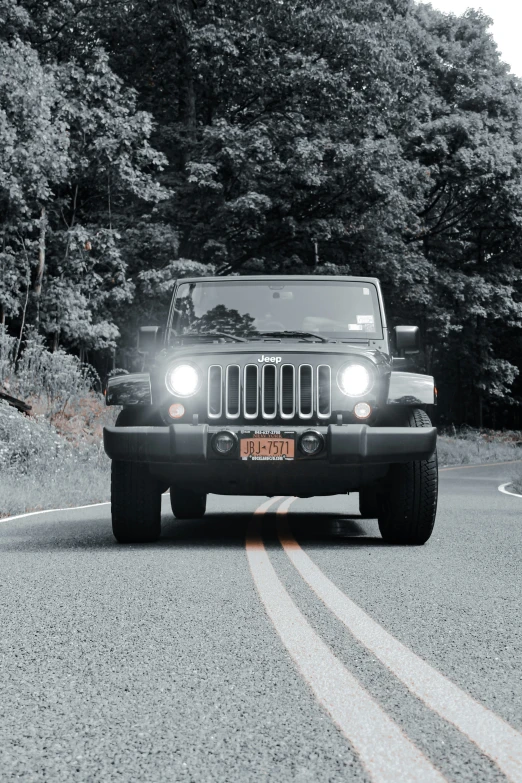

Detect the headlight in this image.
[337,363,373,397]
[166,364,200,397]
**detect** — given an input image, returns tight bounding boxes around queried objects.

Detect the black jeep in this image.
[103,276,437,545]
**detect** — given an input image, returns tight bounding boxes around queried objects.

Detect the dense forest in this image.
[2,0,522,426]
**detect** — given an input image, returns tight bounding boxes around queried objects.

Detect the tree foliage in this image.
[0,12,167,357]
[3,0,522,424]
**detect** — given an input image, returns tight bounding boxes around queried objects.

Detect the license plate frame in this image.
[240,432,295,461]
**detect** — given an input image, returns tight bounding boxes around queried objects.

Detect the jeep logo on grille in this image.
[258,355,282,364]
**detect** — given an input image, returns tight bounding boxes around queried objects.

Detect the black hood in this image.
[158,340,389,366]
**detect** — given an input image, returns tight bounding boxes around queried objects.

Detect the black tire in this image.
[170,488,207,519]
[111,461,162,544]
[378,408,438,545]
[359,490,380,519]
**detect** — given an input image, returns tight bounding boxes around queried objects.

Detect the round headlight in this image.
[166,364,200,397]
[338,363,373,397]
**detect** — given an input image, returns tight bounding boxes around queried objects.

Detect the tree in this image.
[5,0,522,424]
[0,27,168,361]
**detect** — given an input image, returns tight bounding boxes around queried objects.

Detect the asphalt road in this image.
[1,462,522,783]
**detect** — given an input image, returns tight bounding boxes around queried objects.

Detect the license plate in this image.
[240,434,295,461]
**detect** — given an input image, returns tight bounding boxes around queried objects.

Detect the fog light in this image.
[299,430,324,456]
[212,431,237,455]
[169,403,185,419]
[354,402,371,419]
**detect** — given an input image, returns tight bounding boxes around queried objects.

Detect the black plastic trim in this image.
[104,423,436,466]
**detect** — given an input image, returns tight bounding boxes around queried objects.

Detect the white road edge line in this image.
[1,501,110,523]
[498,483,522,498]
[277,497,522,783]
[0,491,177,524]
[247,497,447,783]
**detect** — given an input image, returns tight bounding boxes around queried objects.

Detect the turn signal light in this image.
[354,402,371,419]
[169,403,185,419]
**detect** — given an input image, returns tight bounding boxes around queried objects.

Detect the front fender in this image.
[106,373,152,406]
[387,371,436,406]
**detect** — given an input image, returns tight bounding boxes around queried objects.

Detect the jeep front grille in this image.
[207,363,332,421]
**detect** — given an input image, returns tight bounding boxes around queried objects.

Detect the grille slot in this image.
[262,364,277,419]
[280,365,295,418]
[208,365,222,418]
[317,365,331,418]
[298,365,313,418]
[226,365,240,418]
[244,364,258,418]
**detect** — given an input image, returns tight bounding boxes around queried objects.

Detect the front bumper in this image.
[103,424,436,465]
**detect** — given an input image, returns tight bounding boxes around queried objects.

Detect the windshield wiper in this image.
[178,332,246,343]
[257,330,330,343]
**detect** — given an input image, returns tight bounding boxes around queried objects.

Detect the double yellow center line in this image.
[246,496,522,783]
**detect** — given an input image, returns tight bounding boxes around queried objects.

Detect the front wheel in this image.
[170,488,207,519]
[378,408,438,545]
[111,461,162,544]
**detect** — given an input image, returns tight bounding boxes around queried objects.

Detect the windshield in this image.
[170,280,383,341]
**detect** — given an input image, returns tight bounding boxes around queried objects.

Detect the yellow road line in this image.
[246,498,447,783]
[277,499,522,783]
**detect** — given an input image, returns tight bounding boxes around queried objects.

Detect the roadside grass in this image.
[0,397,115,518]
[438,427,522,468]
[0,456,110,518]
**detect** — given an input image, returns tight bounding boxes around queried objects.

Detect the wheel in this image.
[111,461,162,543]
[170,487,207,519]
[378,408,438,545]
[359,490,380,519]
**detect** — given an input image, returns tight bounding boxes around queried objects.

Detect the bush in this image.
[16,331,101,416]
[0,400,112,517]
[0,328,115,517]
[0,325,102,416]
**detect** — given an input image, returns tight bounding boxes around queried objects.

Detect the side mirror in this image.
[138,326,160,354]
[394,325,420,355]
